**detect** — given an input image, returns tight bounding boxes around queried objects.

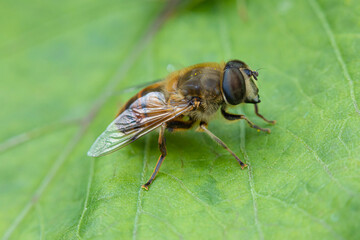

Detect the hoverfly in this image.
[88,60,276,190]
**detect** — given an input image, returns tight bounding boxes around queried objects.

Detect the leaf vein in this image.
[76,157,95,239]
[239,120,264,240]
[308,0,360,116]
[283,127,356,196]
[2,124,87,240]
[256,193,344,240]
[1,1,178,237]
[132,136,150,240]
[160,171,227,231]
[0,118,80,153]
[337,118,351,157]
[142,211,183,240]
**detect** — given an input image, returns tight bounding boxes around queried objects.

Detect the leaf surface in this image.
[1,0,359,239]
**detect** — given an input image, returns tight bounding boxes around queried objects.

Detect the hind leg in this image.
[142,123,167,190]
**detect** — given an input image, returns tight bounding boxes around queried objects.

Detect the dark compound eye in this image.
[222,67,246,105]
[225,60,247,69]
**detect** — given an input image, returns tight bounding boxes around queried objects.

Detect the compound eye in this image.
[222,68,246,105]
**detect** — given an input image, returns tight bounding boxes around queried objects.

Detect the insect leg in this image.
[142,123,167,190]
[166,120,195,132]
[221,106,271,133]
[254,104,276,124]
[199,122,247,169]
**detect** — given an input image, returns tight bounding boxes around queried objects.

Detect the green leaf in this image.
[1,0,359,239]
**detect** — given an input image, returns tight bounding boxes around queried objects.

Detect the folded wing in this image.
[88,91,192,157]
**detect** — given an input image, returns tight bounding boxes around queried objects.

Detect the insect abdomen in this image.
[117,82,165,117]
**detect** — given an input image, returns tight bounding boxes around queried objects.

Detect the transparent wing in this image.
[87,91,192,157]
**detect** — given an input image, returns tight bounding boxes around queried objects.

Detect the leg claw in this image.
[269,120,276,125]
[240,163,248,169]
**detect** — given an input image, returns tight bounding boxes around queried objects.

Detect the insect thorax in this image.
[176,66,224,121]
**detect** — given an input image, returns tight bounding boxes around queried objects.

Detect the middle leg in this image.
[166,119,195,132]
[199,122,247,169]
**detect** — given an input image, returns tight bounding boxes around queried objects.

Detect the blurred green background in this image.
[1,0,359,239]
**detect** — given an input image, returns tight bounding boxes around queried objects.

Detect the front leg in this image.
[254,104,276,125]
[221,106,271,133]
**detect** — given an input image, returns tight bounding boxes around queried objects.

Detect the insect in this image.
[88,60,276,190]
